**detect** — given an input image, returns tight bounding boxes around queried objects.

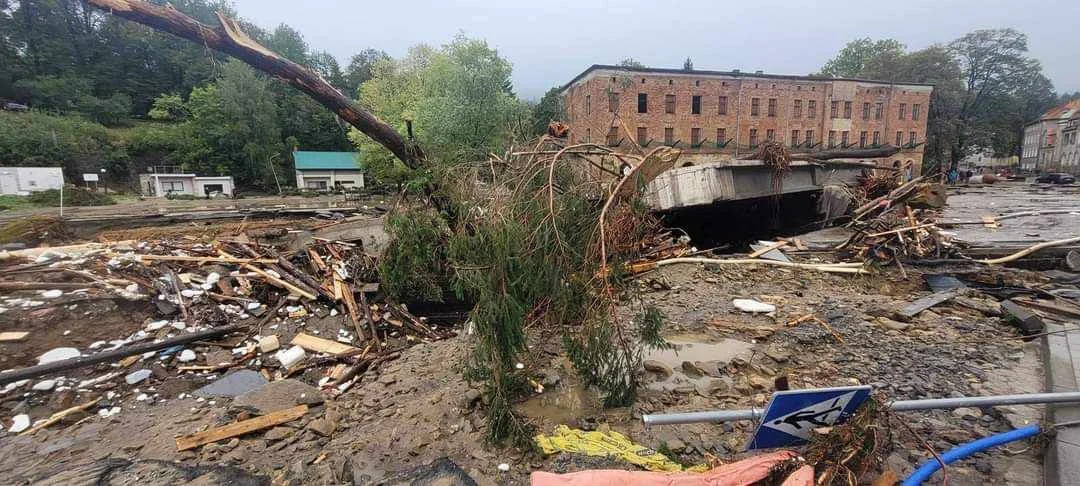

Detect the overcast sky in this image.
[233,0,1080,100]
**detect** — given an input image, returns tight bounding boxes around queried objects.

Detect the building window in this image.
[717,128,727,144]
[691,95,701,115]
[585,95,591,115]
[749,129,759,147]
[637,93,648,113]
[584,128,591,143]
[841,131,849,147]
[695,80,700,87]
[637,127,647,145]
[767,98,777,117]
[793,100,802,118]
[751,97,760,116]
[766,129,775,141]
[805,130,814,147]
[807,100,816,118]
[859,131,867,148]
[664,127,674,145]
[665,94,676,114]
[912,103,921,121]
[862,102,870,120]
[875,103,883,120]
[873,131,880,146]
[899,103,907,120]
[791,129,800,147]
[843,101,852,119]
[830,101,839,118]
[909,131,916,145]
[896,131,903,147]
[828,131,836,148]
[608,92,619,112]
[691,127,701,145]
[162,181,185,192]
[718,96,728,115]
[607,126,619,145]
[306,180,327,190]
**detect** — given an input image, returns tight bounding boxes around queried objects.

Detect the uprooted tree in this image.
[88,0,677,446]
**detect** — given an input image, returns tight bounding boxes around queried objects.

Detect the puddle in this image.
[516,380,600,426]
[644,337,755,370]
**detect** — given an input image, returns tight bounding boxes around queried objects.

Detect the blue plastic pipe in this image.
[901,424,1041,486]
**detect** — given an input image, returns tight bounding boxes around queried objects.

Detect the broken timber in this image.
[175,404,308,451]
[898,289,962,320]
[291,333,358,355]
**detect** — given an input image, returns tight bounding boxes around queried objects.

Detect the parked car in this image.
[1035,173,1076,184]
[1,102,29,112]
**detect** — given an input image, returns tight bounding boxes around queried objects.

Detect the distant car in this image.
[1035,173,1076,184]
[1,102,29,112]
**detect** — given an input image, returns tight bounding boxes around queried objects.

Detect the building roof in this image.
[1039,99,1080,122]
[293,151,364,171]
[558,64,936,94]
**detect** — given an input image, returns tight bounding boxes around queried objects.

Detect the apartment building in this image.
[1022,99,1080,174]
[560,65,933,173]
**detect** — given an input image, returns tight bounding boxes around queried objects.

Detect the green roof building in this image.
[293,151,365,190]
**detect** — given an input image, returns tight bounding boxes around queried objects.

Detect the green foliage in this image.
[618,58,646,68]
[0,111,111,173]
[533,87,566,135]
[26,188,115,207]
[683,57,693,71]
[345,49,391,97]
[148,94,189,122]
[79,93,133,127]
[817,38,907,78]
[379,209,451,303]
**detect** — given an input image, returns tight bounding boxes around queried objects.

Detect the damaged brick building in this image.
[560,65,933,173]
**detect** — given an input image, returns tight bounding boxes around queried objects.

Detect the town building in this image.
[1061,115,1080,174]
[293,151,365,190]
[1021,99,1080,174]
[560,65,933,174]
[0,167,63,195]
[137,167,234,197]
[959,150,1019,173]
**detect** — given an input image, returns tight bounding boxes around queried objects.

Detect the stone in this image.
[193,369,269,398]
[952,407,983,420]
[8,414,30,433]
[257,335,280,353]
[877,317,911,331]
[378,374,396,385]
[307,418,337,437]
[748,376,770,390]
[264,426,296,441]
[234,379,323,414]
[124,369,152,385]
[680,361,705,378]
[32,380,56,392]
[666,439,686,453]
[178,349,197,362]
[764,348,790,363]
[542,372,562,387]
[462,389,482,408]
[733,299,776,313]
[37,347,80,365]
[694,378,730,397]
[643,360,673,379]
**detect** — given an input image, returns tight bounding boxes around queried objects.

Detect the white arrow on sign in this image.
[761,390,860,440]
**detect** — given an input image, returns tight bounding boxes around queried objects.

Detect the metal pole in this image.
[642,391,1080,426]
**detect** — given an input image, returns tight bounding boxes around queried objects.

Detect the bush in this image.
[26,187,115,207]
[379,209,451,303]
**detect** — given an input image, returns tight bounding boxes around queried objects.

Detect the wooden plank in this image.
[0,331,29,342]
[898,289,961,319]
[137,254,278,265]
[290,333,358,355]
[176,404,307,451]
[748,241,788,259]
[1014,298,1080,319]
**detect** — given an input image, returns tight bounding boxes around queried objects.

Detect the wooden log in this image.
[0,331,29,342]
[979,237,1080,265]
[291,333,358,355]
[278,256,335,300]
[0,324,245,386]
[0,282,94,291]
[136,254,278,265]
[219,250,317,300]
[785,145,901,161]
[20,398,102,436]
[176,404,308,451]
[337,275,367,340]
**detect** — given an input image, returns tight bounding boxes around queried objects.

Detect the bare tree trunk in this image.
[85,0,425,171]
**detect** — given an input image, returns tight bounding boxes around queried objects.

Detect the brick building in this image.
[560,65,933,173]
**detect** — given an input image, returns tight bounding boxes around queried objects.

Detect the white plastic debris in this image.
[125,369,152,385]
[274,346,306,369]
[732,299,776,313]
[62,330,71,336]
[136,393,149,401]
[88,341,107,350]
[124,283,140,294]
[39,289,64,299]
[205,272,221,285]
[97,407,120,418]
[8,414,30,433]
[329,308,339,317]
[32,380,56,391]
[515,363,525,370]
[37,347,80,365]
[497,463,510,472]
[257,335,280,353]
[246,301,262,311]
[178,349,197,362]
[180,289,202,298]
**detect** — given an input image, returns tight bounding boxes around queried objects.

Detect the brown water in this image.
[643,337,755,369]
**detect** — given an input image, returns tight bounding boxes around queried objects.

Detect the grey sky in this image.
[233,0,1080,100]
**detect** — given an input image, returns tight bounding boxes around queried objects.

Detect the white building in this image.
[1021,99,1080,173]
[0,167,63,195]
[138,168,235,197]
[293,151,365,190]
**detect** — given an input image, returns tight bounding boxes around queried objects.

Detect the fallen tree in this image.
[739,144,902,161]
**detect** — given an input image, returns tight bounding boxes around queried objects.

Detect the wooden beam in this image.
[0,331,29,342]
[175,404,308,451]
[291,333,358,355]
[136,254,279,265]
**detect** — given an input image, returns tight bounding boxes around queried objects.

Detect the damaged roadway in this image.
[0,180,1076,485]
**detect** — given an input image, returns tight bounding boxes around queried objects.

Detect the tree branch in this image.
[85,0,425,170]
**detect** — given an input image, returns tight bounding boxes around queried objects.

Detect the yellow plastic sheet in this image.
[535,425,708,472]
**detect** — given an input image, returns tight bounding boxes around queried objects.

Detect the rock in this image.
[877,317,911,331]
[764,348,790,363]
[8,414,30,433]
[952,407,983,420]
[37,347,80,365]
[541,372,562,387]
[40,289,64,299]
[748,376,770,390]
[954,296,1002,317]
[680,361,705,378]
[643,360,673,379]
[378,373,396,385]
[193,370,269,398]
[307,417,337,437]
[264,426,296,441]
[125,369,152,385]
[462,389,482,408]
[257,335,280,353]
[733,299,776,313]
[178,349,197,362]
[32,380,56,391]
[234,379,323,414]
[666,439,686,453]
[694,378,730,397]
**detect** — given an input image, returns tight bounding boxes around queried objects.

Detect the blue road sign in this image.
[747,385,872,450]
